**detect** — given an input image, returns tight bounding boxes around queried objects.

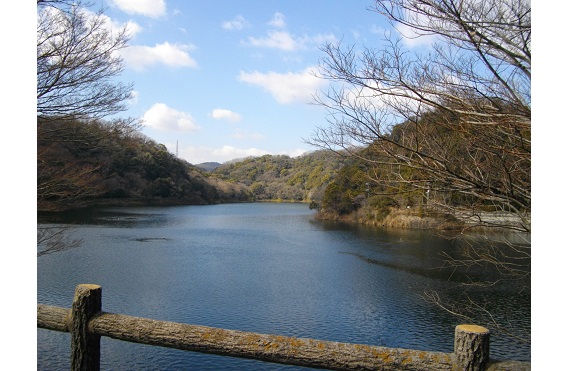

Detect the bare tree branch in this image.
[309,0,530,232]
[37,0,134,120]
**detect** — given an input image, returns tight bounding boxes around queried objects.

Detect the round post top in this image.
[456,324,489,334]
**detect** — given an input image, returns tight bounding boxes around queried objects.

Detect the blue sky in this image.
[80,0,415,164]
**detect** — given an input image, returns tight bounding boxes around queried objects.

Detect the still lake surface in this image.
[37,202,530,369]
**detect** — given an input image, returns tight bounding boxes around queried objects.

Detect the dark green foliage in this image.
[321,161,368,215]
[309,200,320,210]
[37,117,251,211]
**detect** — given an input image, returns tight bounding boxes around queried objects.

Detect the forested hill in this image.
[37,117,252,212]
[209,151,348,203]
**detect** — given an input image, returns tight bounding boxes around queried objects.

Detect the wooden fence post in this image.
[70,284,102,371]
[454,324,490,371]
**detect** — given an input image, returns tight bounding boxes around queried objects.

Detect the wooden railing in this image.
[37,284,530,371]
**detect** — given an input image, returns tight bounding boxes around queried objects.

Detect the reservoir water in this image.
[37,202,530,369]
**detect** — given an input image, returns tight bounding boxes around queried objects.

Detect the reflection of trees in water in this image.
[342,230,531,346]
[426,233,531,346]
[37,226,83,257]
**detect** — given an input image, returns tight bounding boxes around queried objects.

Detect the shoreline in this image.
[315,206,530,233]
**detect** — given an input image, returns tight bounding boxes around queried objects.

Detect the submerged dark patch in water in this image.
[132,237,172,242]
[340,251,447,279]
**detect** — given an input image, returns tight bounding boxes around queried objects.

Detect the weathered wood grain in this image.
[70,284,102,371]
[454,324,490,371]
[89,311,453,370]
[37,304,70,332]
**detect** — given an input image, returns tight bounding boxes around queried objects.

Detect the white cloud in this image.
[143,103,200,132]
[210,109,242,122]
[219,146,307,160]
[238,67,326,104]
[74,8,142,38]
[248,30,298,51]
[247,30,337,52]
[282,148,308,158]
[268,12,286,28]
[180,145,309,164]
[213,146,269,160]
[181,145,270,164]
[120,42,198,70]
[84,9,142,37]
[123,20,143,38]
[109,0,166,18]
[222,15,249,30]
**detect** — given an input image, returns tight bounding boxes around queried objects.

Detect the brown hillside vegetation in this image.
[37,117,252,212]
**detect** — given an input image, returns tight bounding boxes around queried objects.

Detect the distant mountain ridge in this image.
[195,162,222,171]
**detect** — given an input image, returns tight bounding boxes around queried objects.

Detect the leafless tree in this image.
[309,0,530,340]
[37,0,134,120]
[311,0,530,229]
[37,0,136,253]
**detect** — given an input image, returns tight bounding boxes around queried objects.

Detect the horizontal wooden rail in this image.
[37,284,530,371]
[38,303,453,370]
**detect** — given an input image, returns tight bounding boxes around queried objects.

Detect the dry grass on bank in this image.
[316,206,465,230]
